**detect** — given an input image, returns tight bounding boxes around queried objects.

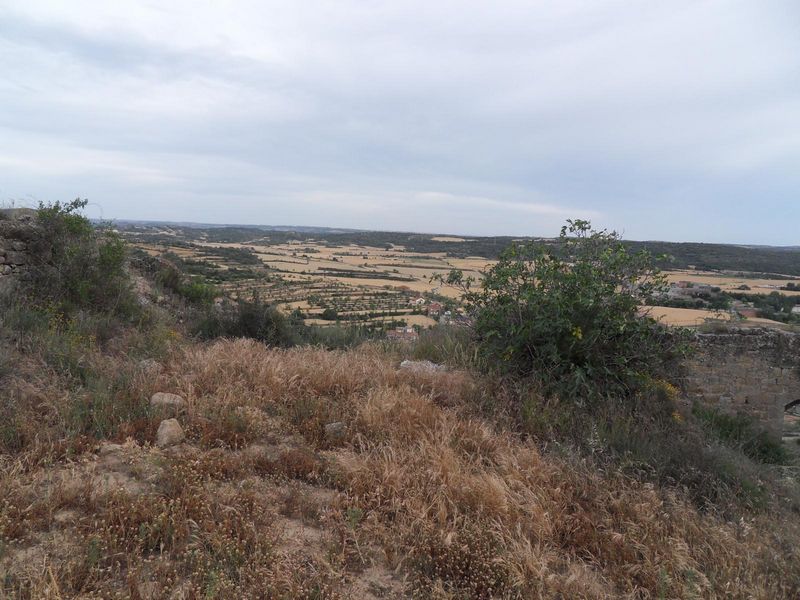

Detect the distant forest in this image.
[117,223,800,277]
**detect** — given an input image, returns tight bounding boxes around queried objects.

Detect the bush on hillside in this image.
[25,199,137,316]
[440,219,688,401]
[693,405,789,464]
[192,295,298,347]
[156,262,218,306]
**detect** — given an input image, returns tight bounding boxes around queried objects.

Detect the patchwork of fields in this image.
[129,231,490,328]
[122,224,799,331]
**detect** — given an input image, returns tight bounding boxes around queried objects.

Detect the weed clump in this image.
[693,405,789,465]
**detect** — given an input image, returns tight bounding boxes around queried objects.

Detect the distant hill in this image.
[114,221,800,277]
[626,240,800,278]
[112,220,361,234]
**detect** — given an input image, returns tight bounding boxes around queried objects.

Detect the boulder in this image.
[9,240,26,251]
[0,265,11,275]
[150,391,183,409]
[98,442,125,457]
[324,421,347,443]
[399,359,447,373]
[156,419,185,448]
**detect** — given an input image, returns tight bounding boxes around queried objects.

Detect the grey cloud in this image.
[0,1,798,243]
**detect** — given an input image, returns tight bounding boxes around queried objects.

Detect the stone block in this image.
[5,251,26,265]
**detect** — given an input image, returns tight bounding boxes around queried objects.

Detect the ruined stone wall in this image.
[0,208,38,287]
[683,328,800,434]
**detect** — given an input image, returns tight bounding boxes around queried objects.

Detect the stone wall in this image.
[682,328,800,434]
[0,208,38,287]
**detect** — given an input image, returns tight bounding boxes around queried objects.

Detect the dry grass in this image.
[162,339,800,598]
[2,335,800,598]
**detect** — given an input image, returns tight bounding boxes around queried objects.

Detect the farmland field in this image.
[119,223,800,331]
[123,226,490,329]
[665,270,800,297]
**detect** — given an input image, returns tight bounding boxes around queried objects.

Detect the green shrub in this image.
[440,219,688,401]
[193,296,298,347]
[300,323,377,349]
[511,382,771,510]
[693,405,790,465]
[410,325,480,369]
[320,307,338,321]
[192,295,382,350]
[156,264,218,306]
[25,199,137,317]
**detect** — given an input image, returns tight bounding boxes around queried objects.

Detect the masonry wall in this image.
[0,208,39,289]
[683,328,800,435]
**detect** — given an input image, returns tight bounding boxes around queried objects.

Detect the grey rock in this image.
[10,240,26,251]
[150,392,184,409]
[399,359,447,373]
[156,418,185,448]
[324,421,347,442]
[98,442,125,457]
[0,265,11,275]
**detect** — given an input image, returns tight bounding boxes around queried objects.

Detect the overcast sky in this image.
[1,1,798,243]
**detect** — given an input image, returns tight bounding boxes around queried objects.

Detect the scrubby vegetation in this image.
[27,199,137,317]
[693,404,790,465]
[2,205,799,598]
[439,220,686,400]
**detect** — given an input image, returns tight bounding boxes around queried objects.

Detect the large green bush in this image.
[192,295,298,347]
[25,199,136,316]
[155,262,219,306]
[441,220,687,401]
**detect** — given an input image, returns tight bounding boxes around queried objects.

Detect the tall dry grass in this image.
[155,339,800,599]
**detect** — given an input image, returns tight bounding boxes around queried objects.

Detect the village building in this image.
[427,301,443,317]
[386,326,419,342]
[731,300,759,319]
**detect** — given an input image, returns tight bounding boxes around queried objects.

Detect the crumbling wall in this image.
[683,328,800,435]
[0,208,39,287]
